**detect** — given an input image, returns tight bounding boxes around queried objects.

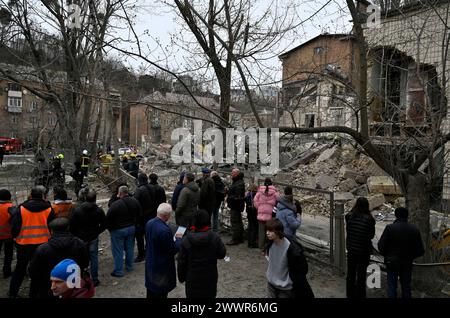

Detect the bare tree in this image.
[0,0,136,159]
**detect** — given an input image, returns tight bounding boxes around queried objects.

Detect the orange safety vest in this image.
[15,206,51,245]
[0,202,13,240]
[52,202,73,219]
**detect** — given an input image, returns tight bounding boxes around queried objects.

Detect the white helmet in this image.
[82,149,88,155]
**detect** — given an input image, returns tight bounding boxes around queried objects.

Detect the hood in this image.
[185,231,213,247]
[232,173,244,182]
[212,175,225,192]
[138,174,148,186]
[258,185,277,197]
[178,173,186,183]
[277,196,296,211]
[79,202,99,213]
[185,181,199,192]
[48,232,84,251]
[22,199,52,212]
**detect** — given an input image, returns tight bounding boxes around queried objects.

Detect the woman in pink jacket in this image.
[254,178,279,251]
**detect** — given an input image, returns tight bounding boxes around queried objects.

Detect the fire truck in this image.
[0,137,23,154]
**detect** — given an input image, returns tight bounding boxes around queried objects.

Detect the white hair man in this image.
[145,203,182,299]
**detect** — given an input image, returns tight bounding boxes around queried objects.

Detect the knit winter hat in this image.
[0,189,11,201]
[50,259,80,282]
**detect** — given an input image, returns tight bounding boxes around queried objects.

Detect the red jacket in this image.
[61,275,95,298]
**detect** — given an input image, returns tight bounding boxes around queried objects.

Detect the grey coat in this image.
[175,181,200,227]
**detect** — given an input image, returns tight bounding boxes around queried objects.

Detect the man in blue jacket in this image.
[145,203,182,298]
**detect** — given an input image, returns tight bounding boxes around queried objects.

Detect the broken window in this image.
[314,47,324,55]
[369,48,442,137]
[305,113,315,128]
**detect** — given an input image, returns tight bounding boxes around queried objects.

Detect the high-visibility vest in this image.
[0,202,13,240]
[52,202,73,219]
[81,156,90,168]
[15,206,51,245]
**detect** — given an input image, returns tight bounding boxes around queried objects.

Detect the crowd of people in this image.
[0,158,427,298]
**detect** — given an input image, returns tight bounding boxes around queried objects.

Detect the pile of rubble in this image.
[282,143,405,217]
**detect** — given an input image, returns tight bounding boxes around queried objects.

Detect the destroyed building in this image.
[362,0,450,210]
[278,33,359,135]
[129,91,241,146]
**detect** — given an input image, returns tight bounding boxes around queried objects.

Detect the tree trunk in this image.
[79,93,93,150]
[405,173,430,261]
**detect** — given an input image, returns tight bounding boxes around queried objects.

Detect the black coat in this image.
[378,218,424,270]
[226,175,245,212]
[134,183,154,220]
[212,175,225,210]
[70,202,106,242]
[149,181,167,217]
[177,230,226,298]
[266,235,314,298]
[29,231,89,298]
[345,213,375,256]
[199,177,216,214]
[106,196,141,231]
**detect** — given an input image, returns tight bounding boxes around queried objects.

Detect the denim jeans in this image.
[387,268,412,298]
[110,226,135,276]
[88,238,99,281]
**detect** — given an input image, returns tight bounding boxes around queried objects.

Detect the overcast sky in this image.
[115,0,352,89]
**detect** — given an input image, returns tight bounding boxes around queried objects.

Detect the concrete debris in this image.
[367,176,402,195]
[316,146,340,163]
[334,192,355,201]
[316,174,338,190]
[339,166,359,180]
[282,141,405,218]
[367,193,386,210]
[339,179,358,192]
[355,175,368,184]
[393,196,406,208]
[351,184,369,197]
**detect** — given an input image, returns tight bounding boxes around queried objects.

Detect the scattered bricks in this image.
[367,193,386,210]
[367,176,402,195]
[334,192,355,201]
[339,179,358,192]
[339,166,359,180]
[316,147,339,163]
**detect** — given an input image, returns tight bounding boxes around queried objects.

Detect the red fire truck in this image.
[0,137,22,154]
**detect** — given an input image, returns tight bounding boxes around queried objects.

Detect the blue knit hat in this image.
[201,167,210,174]
[50,259,79,281]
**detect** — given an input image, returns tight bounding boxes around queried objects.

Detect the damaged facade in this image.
[363,0,450,210]
[0,63,123,149]
[129,91,241,146]
[278,34,359,133]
